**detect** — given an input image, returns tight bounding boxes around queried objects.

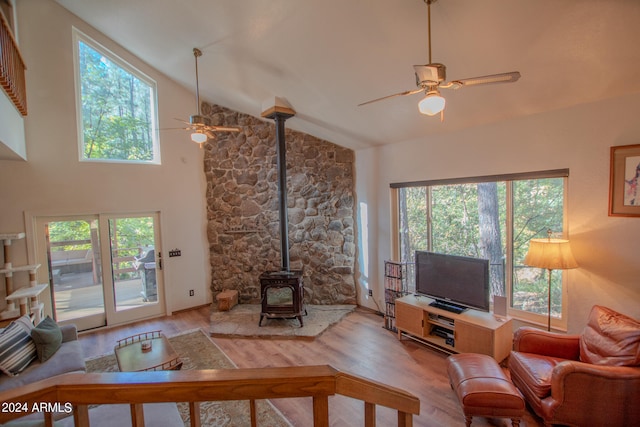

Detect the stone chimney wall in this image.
[202,102,356,305]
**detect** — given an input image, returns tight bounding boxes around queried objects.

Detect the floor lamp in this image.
[523,231,578,331]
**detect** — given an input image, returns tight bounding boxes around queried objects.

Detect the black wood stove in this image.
[259,270,305,326]
[259,106,305,327]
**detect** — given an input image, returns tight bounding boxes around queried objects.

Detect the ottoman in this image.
[447,353,525,427]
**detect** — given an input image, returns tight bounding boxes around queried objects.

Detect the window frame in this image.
[72,28,161,164]
[390,169,570,329]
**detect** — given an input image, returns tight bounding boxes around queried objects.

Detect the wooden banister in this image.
[0,365,420,426]
[0,10,27,116]
[336,372,420,427]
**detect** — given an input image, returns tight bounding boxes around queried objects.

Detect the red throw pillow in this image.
[579,305,640,366]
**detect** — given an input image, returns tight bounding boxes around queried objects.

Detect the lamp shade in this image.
[418,91,446,116]
[191,131,207,144]
[523,238,578,270]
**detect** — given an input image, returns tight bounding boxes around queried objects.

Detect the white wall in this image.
[0,1,211,315]
[0,91,26,160]
[356,92,640,333]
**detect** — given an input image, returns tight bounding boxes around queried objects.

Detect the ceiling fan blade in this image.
[207,125,241,132]
[174,118,192,125]
[358,88,424,107]
[441,71,521,89]
[160,127,190,131]
[173,117,240,134]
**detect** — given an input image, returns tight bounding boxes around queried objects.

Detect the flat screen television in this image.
[415,251,490,313]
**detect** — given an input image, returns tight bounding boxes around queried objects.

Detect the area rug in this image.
[86,329,292,427]
[210,304,355,339]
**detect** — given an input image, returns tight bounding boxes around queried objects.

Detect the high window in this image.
[73,29,160,163]
[392,169,569,327]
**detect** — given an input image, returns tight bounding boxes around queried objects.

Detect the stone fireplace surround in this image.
[202,102,356,305]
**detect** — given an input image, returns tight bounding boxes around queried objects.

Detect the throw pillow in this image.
[30,316,63,363]
[0,321,37,376]
[580,305,640,366]
[13,314,34,333]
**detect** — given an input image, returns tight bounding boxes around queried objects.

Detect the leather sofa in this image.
[508,305,640,427]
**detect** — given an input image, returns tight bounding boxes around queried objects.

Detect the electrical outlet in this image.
[368,289,373,297]
[189,289,194,297]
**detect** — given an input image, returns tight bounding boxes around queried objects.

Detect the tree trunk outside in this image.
[399,189,410,264]
[477,182,504,296]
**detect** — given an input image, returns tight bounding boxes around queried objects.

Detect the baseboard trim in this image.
[171,303,212,315]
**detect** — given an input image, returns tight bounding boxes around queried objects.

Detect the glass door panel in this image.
[40,217,106,331]
[103,213,164,325]
[108,216,158,311]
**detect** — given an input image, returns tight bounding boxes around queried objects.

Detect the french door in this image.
[34,212,164,331]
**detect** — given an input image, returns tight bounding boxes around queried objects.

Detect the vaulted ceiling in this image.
[55,0,640,150]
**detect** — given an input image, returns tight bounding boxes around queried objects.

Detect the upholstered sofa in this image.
[0,317,185,427]
[0,317,86,392]
[508,305,640,427]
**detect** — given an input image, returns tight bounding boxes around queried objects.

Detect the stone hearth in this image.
[202,102,356,305]
[210,304,355,339]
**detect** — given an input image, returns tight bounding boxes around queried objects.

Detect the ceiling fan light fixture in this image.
[190,131,208,144]
[418,90,445,116]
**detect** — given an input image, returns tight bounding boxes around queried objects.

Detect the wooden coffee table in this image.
[114,331,182,372]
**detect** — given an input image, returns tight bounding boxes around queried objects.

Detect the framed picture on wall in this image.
[609,144,640,217]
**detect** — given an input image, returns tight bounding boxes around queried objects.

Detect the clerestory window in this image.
[73,29,160,164]
[391,169,570,328]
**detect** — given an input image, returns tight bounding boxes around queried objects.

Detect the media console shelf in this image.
[395,294,512,362]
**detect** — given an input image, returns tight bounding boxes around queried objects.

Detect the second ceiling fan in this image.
[359,0,521,119]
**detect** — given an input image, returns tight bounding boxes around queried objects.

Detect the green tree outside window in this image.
[76,32,159,163]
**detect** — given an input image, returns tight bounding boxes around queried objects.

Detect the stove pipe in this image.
[262,106,295,272]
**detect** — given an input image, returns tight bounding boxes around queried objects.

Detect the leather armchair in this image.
[509,307,640,427]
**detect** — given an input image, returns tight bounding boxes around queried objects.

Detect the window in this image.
[73,29,160,163]
[392,170,569,326]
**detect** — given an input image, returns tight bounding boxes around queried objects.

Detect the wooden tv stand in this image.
[395,294,513,362]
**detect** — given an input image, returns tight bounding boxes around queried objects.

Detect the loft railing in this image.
[0,10,27,116]
[0,365,420,427]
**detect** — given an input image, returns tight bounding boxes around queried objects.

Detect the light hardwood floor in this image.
[79,305,542,427]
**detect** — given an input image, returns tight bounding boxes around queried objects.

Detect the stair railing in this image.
[0,364,420,427]
[0,10,27,116]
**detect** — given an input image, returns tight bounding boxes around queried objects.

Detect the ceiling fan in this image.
[358,0,520,120]
[172,48,240,146]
